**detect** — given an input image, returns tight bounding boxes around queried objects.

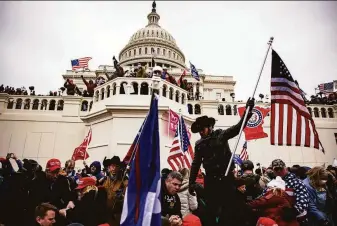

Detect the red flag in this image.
[169,109,179,133]
[72,128,92,161]
[238,106,270,141]
[177,70,187,86]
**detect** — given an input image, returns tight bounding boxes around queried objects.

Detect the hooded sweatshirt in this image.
[178,173,198,217]
[90,161,104,181]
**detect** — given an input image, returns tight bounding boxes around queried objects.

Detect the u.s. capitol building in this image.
[0,2,336,169]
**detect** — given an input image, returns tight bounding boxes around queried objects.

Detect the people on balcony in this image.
[63,79,77,95]
[81,75,97,97]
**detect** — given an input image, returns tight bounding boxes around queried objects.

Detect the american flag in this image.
[167,116,194,171]
[270,50,323,152]
[71,57,92,70]
[239,141,248,161]
[318,82,334,94]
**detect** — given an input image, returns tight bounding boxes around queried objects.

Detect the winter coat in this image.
[161,180,182,218]
[248,189,299,226]
[178,178,198,217]
[303,177,335,226]
[189,112,252,185]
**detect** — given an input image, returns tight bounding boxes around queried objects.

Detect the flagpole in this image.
[83,124,91,164]
[112,76,160,209]
[168,108,171,139]
[225,37,274,176]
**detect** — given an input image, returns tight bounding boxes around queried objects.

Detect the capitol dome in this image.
[118,1,186,69]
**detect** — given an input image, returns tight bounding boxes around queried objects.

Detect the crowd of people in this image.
[0,152,336,226]
[308,93,337,105]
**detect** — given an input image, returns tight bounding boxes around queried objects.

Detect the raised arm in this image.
[81,75,89,86]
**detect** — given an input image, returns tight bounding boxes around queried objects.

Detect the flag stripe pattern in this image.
[239,141,248,161]
[270,50,323,152]
[167,117,194,171]
[72,128,92,161]
[71,57,92,70]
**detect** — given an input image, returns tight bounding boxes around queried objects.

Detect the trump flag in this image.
[120,95,161,226]
[238,106,270,141]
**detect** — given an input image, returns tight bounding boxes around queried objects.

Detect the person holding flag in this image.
[188,98,255,226]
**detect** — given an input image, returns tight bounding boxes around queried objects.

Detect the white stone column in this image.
[116,85,121,95]
[0,93,9,113]
[193,83,196,100]
[199,84,204,99]
[110,88,114,97]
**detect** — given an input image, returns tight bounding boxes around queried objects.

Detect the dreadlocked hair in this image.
[307,166,328,190]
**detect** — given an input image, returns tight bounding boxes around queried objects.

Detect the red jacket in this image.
[248,190,299,226]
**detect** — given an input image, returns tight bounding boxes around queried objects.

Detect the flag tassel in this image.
[225,37,274,176]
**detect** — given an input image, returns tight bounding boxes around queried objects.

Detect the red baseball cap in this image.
[256,217,278,226]
[46,158,61,172]
[75,177,96,190]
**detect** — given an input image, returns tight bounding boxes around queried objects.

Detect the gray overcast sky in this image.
[0,1,336,100]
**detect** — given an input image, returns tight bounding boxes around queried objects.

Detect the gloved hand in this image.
[245,97,255,112]
[189,183,197,196]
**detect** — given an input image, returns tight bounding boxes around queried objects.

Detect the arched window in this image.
[131,82,138,95]
[101,88,105,100]
[147,30,149,36]
[49,100,56,111]
[157,48,160,55]
[328,108,334,118]
[113,83,117,95]
[40,99,47,110]
[89,101,93,111]
[57,100,64,111]
[140,83,149,95]
[218,104,224,115]
[134,49,136,56]
[321,108,327,118]
[175,91,180,103]
[120,82,127,94]
[128,51,131,57]
[314,108,319,117]
[32,99,39,110]
[95,90,99,101]
[15,98,22,109]
[308,107,312,117]
[106,86,110,98]
[152,30,154,36]
[162,85,167,97]
[226,105,232,115]
[7,98,14,109]
[194,104,201,115]
[24,99,31,110]
[169,88,174,100]
[81,101,88,111]
[139,48,142,55]
[145,47,148,54]
[169,51,171,58]
[163,49,166,56]
[156,31,159,37]
[187,104,193,114]
[233,105,238,115]
[173,53,176,59]
[181,93,185,104]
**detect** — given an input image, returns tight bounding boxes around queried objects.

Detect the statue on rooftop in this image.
[152,0,156,12]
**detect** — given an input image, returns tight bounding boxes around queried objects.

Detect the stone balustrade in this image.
[92,77,188,105]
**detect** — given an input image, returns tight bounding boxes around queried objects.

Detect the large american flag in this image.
[167,116,194,171]
[270,50,324,152]
[318,82,334,94]
[71,57,92,70]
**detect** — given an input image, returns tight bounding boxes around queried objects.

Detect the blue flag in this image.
[120,95,161,226]
[233,154,243,165]
[189,61,200,81]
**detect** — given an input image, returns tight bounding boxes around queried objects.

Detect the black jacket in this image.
[66,187,109,226]
[161,181,182,218]
[189,112,252,184]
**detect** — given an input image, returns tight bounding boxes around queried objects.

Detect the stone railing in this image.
[3,95,65,112]
[185,100,337,119]
[92,77,188,105]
